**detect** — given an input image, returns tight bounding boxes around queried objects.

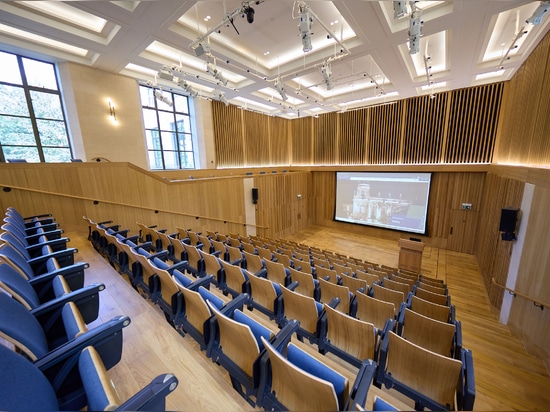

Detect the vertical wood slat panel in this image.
[242,110,269,167]
[314,112,338,165]
[211,101,245,167]
[368,101,403,164]
[291,117,313,165]
[269,116,291,166]
[338,110,367,164]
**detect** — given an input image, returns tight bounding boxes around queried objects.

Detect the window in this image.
[0,50,72,163]
[139,85,196,170]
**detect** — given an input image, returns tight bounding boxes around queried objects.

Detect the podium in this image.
[398,239,424,273]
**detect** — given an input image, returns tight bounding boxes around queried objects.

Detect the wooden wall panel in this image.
[242,110,269,166]
[269,116,291,165]
[211,101,244,167]
[402,94,447,164]
[495,31,550,165]
[476,172,524,308]
[291,117,313,165]
[445,83,503,164]
[367,101,403,164]
[314,112,338,165]
[338,109,367,165]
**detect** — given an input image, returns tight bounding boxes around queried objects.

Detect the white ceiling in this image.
[0,1,549,118]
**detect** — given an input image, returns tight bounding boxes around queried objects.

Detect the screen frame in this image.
[333,171,432,236]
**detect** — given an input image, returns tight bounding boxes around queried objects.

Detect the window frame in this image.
[0,50,72,163]
[139,84,197,170]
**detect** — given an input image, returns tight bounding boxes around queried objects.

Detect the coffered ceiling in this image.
[0,1,549,118]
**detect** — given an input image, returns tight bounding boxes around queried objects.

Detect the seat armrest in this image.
[459,349,476,411]
[26,238,69,254]
[287,280,299,291]
[454,320,463,359]
[165,261,188,274]
[187,275,215,291]
[147,250,169,260]
[327,297,340,309]
[27,248,77,273]
[23,213,53,220]
[116,373,179,411]
[345,360,377,410]
[135,242,153,252]
[29,262,89,299]
[30,283,105,325]
[24,229,64,244]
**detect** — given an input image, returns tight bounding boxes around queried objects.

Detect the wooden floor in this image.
[71,224,550,411]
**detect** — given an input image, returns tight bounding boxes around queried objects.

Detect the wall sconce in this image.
[107,97,118,124]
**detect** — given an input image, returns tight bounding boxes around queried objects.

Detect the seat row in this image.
[0,209,178,411]
[88,218,475,410]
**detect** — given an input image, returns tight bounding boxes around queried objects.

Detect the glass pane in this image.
[37,120,69,146]
[178,133,193,151]
[43,147,71,162]
[163,151,179,169]
[3,146,40,162]
[148,150,164,169]
[0,52,22,85]
[0,85,29,116]
[140,85,155,107]
[176,115,191,133]
[0,116,35,145]
[22,58,58,90]
[174,94,189,113]
[161,132,177,151]
[30,91,64,120]
[145,129,161,150]
[158,111,176,132]
[180,151,195,169]
[142,109,158,129]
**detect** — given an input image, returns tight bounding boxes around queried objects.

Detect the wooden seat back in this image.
[316,266,339,284]
[262,338,343,412]
[257,247,274,262]
[183,243,202,269]
[171,238,185,262]
[415,287,449,306]
[318,277,350,311]
[355,291,395,330]
[410,295,451,323]
[226,244,243,263]
[220,261,247,294]
[273,252,292,268]
[175,284,211,332]
[324,304,376,362]
[339,274,368,294]
[280,286,319,334]
[199,250,222,278]
[417,282,447,295]
[288,267,316,298]
[242,242,256,254]
[156,230,174,252]
[247,273,278,312]
[385,332,462,409]
[354,270,380,287]
[243,250,264,274]
[372,284,405,309]
[401,309,455,357]
[331,262,352,277]
[263,259,287,285]
[383,278,412,296]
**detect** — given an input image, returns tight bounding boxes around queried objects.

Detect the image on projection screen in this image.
[334,172,432,234]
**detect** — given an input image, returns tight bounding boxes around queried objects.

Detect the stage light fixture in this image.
[298,2,313,52]
[244,5,255,23]
[408,9,422,54]
[154,89,173,107]
[274,78,288,101]
[206,62,228,86]
[213,89,229,106]
[526,1,550,25]
[393,1,408,19]
[321,62,333,90]
[176,78,199,97]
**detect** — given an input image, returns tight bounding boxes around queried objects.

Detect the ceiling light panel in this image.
[176,1,356,70]
[19,1,108,33]
[401,30,447,78]
[475,69,505,81]
[482,3,545,63]
[0,23,89,56]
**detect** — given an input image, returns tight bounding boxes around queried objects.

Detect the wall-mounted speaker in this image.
[499,207,519,233]
[252,188,258,204]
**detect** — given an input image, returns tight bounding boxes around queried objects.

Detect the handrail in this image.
[491,277,547,311]
[1,184,268,229]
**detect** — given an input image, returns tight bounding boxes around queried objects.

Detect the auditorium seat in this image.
[320,304,377,368]
[354,291,395,331]
[370,284,405,310]
[416,280,448,295]
[339,273,368,294]
[316,265,340,284]
[246,272,282,321]
[226,244,245,266]
[375,331,475,411]
[318,277,355,314]
[136,222,162,251]
[263,258,291,287]
[414,286,451,306]
[242,250,266,276]
[288,266,319,300]
[407,294,456,323]
[382,277,412,296]
[182,243,206,278]
[257,246,275,262]
[206,303,298,406]
[355,270,381,286]
[0,240,76,276]
[199,249,224,285]
[0,344,178,411]
[219,260,249,297]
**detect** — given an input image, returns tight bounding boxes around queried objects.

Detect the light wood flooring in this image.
[71,224,550,411]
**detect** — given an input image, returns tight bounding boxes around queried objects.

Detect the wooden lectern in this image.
[398,239,425,273]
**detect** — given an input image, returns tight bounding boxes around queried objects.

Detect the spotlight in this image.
[321,62,333,90]
[213,89,229,106]
[206,62,228,86]
[154,89,173,107]
[393,1,408,19]
[244,5,255,23]
[176,79,199,97]
[408,10,422,55]
[194,42,210,57]
[274,78,288,101]
[298,2,313,52]
[526,1,550,25]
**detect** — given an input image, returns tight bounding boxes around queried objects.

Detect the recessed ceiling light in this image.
[204,15,211,21]
[264,51,270,55]
[330,20,339,26]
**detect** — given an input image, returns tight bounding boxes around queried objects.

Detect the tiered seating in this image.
[83,221,475,410]
[0,210,178,411]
